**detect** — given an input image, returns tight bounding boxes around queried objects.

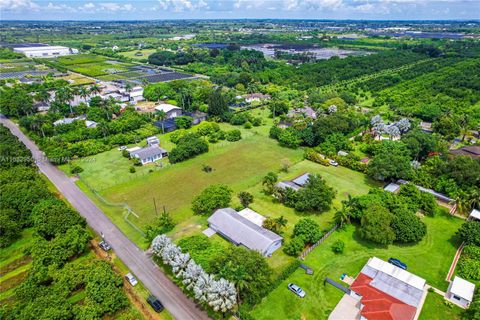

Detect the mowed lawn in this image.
[419,291,464,320]
[251,213,464,320]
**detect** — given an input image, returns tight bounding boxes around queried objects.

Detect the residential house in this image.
[207,208,283,257]
[129,145,168,165]
[129,86,145,104]
[244,93,271,103]
[185,110,208,125]
[446,276,475,308]
[275,173,311,191]
[154,103,183,119]
[288,106,317,120]
[329,257,427,320]
[34,101,50,112]
[419,121,433,133]
[450,146,480,159]
[53,115,85,127]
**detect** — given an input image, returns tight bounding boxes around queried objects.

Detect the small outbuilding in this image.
[130,145,168,165]
[208,208,283,257]
[469,208,480,221]
[446,276,475,308]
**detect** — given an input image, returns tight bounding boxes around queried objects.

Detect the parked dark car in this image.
[388,258,407,270]
[99,240,111,252]
[147,295,164,312]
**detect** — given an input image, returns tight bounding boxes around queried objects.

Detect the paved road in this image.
[1,116,210,320]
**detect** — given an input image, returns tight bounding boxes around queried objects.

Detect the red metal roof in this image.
[351,273,417,320]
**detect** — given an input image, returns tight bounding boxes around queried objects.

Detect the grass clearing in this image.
[119,49,157,60]
[250,212,464,319]
[419,292,464,320]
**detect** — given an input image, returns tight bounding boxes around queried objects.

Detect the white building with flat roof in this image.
[446,276,475,308]
[13,45,78,58]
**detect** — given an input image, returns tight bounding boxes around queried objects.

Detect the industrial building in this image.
[13,45,78,58]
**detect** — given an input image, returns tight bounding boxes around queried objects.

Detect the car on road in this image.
[329,160,339,166]
[288,283,306,298]
[125,273,138,286]
[388,258,407,270]
[99,240,111,252]
[147,295,164,312]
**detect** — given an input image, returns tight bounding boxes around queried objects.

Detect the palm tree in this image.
[97,121,109,139]
[157,110,167,133]
[89,84,101,96]
[276,216,288,230]
[334,204,350,227]
[78,86,90,103]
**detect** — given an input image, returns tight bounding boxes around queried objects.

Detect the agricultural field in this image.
[58,73,95,85]
[120,49,157,60]
[251,213,465,319]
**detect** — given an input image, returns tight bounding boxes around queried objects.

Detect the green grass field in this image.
[120,49,157,60]
[419,292,464,320]
[250,212,464,320]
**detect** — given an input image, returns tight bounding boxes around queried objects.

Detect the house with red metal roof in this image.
[329,257,427,320]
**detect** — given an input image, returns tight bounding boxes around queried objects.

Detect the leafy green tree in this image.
[238,191,254,208]
[433,116,461,140]
[174,116,193,129]
[278,128,302,149]
[145,212,175,242]
[262,216,288,234]
[192,184,233,215]
[0,209,22,248]
[283,237,305,256]
[293,218,322,244]
[169,133,209,163]
[268,100,289,116]
[208,88,228,117]
[331,240,345,254]
[0,87,34,117]
[360,204,396,245]
[179,90,194,112]
[367,141,413,181]
[294,174,336,212]
[225,129,242,142]
[31,199,85,239]
[391,206,427,243]
[457,221,480,246]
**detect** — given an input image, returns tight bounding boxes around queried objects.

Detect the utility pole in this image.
[153,197,158,215]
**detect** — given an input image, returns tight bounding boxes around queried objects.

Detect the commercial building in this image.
[13,45,78,58]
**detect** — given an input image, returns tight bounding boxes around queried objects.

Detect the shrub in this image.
[331,240,345,254]
[169,133,209,164]
[293,218,323,244]
[244,121,252,129]
[283,237,305,256]
[69,163,84,174]
[226,129,242,142]
[129,166,136,173]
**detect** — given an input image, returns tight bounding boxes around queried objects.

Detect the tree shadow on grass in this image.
[351,225,389,250]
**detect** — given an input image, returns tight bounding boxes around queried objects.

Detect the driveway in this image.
[0,116,210,320]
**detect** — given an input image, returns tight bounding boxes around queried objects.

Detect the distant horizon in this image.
[1,1,479,21]
[2,18,480,22]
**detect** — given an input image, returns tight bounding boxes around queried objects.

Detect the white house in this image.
[446,276,475,308]
[244,93,271,103]
[154,103,182,119]
[146,136,160,146]
[129,86,144,103]
[207,208,283,257]
[13,45,78,58]
[129,145,168,165]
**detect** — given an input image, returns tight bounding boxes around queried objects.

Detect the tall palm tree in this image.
[157,110,167,133]
[275,216,288,231]
[78,86,90,103]
[89,84,101,96]
[334,205,350,227]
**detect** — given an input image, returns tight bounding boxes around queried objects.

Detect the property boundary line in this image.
[299,224,338,260]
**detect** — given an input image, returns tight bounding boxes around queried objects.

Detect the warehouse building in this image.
[13,45,78,58]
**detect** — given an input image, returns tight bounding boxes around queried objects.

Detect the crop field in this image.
[120,49,157,60]
[251,213,464,319]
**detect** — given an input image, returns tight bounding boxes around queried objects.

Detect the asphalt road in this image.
[1,116,210,320]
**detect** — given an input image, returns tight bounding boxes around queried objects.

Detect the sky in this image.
[0,0,479,21]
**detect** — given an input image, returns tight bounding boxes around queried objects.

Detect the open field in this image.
[58,73,95,85]
[120,49,157,60]
[251,212,465,319]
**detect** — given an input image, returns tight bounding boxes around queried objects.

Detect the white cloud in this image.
[158,0,208,12]
[283,0,299,10]
[0,0,39,11]
[99,2,135,12]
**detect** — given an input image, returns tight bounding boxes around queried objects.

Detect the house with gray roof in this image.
[130,145,168,165]
[275,173,311,191]
[207,208,283,257]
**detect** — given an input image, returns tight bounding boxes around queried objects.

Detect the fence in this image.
[299,224,338,260]
[78,175,146,237]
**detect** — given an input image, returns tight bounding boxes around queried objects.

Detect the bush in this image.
[244,121,252,129]
[283,237,305,256]
[457,221,480,246]
[331,240,345,254]
[174,116,193,129]
[169,134,209,164]
[129,166,136,173]
[225,129,242,142]
[69,163,84,174]
[293,218,323,244]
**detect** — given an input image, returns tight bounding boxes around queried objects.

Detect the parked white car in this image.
[288,283,306,298]
[125,273,138,286]
[329,160,339,167]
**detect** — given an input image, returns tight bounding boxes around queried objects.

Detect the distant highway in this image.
[0,115,210,320]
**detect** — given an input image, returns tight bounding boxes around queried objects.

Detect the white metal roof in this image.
[237,208,266,227]
[384,183,400,193]
[155,103,181,113]
[450,276,475,301]
[14,45,71,52]
[366,257,426,291]
[470,208,480,220]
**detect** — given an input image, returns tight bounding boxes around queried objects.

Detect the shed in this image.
[208,208,283,257]
[146,136,160,146]
[446,276,475,308]
[384,182,401,193]
[469,208,480,221]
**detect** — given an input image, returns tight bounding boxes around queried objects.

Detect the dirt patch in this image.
[0,256,32,277]
[0,270,29,293]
